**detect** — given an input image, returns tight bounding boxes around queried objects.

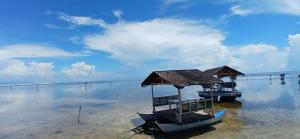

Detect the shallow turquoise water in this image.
[0,77,299,139]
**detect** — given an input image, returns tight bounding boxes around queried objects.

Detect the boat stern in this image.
[214,109,227,119]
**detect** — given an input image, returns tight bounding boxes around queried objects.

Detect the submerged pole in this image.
[177,88,182,124]
[280,74,285,85]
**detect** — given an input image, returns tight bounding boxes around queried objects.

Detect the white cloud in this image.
[287,34,300,70]
[113,9,123,21]
[0,44,82,60]
[0,60,54,81]
[83,18,289,72]
[162,0,191,5]
[0,44,89,82]
[58,12,107,28]
[232,44,288,71]
[61,61,96,80]
[84,18,234,69]
[230,5,252,16]
[30,62,55,76]
[229,0,300,16]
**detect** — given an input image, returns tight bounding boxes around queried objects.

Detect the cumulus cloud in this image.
[232,44,288,71]
[287,34,300,70]
[61,61,97,80]
[84,18,235,69]
[0,44,82,60]
[0,60,54,81]
[0,44,88,82]
[83,18,289,72]
[229,0,300,16]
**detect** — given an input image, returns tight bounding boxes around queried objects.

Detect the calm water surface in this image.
[0,77,300,139]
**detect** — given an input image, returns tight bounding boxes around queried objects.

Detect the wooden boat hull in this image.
[137,112,156,122]
[199,91,241,102]
[156,109,226,133]
[220,96,237,102]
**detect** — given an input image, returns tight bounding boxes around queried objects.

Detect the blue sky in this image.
[1,0,300,82]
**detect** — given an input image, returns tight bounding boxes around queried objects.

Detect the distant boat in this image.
[199,66,244,102]
[138,69,226,133]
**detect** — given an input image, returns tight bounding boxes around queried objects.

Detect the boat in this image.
[138,69,226,133]
[199,66,244,102]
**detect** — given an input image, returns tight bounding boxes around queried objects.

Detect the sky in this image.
[1,0,300,83]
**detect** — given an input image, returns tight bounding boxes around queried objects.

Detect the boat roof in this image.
[204,66,245,77]
[141,69,222,88]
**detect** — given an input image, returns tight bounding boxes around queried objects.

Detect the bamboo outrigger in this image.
[199,66,245,102]
[138,69,226,133]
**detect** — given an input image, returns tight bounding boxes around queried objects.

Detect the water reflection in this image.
[238,79,297,110]
[0,78,300,138]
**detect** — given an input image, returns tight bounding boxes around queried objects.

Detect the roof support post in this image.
[231,76,234,93]
[177,87,182,124]
[210,84,215,117]
[151,84,155,113]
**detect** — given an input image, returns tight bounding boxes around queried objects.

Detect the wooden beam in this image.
[151,85,155,113]
[178,88,182,124]
[210,85,215,116]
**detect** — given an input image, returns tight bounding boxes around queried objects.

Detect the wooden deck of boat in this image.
[155,109,211,124]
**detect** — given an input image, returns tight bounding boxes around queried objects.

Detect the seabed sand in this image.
[1,99,298,139]
[1,80,300,139]
[0,99,244,139]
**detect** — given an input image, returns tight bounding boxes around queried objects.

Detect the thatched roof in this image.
[204,66,245,78]
[141,69,222,88]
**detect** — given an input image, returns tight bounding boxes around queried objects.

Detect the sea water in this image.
[0,76,299,139]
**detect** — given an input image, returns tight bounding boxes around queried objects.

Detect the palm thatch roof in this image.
[204,66,245,78]
[141,69,222,88]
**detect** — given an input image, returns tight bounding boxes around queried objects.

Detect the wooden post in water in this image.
[177,88,182,124]
[78,105,82,124]
[280,74,285,85]
[298,75,300,91]
[84,82,87,91]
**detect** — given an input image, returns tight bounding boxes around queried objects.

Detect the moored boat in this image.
[200,66,245,102]
[138,69,226,133]
[155,109,226,133]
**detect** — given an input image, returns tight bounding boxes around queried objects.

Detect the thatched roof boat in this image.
[138,69,226,133]
[200,66,244,102]
[141,69,221,88]
[204,66,245,78]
